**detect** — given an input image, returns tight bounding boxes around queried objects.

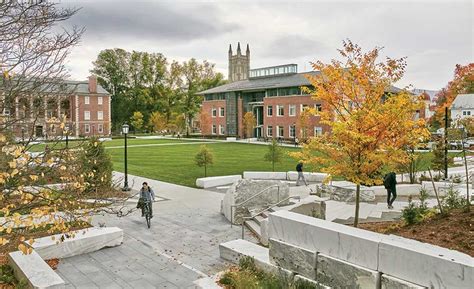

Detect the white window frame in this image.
[301,104,309,112]
[219,107,225,117]
[289,105,296,117]
[84,124,90,134]
[314,104,322,112]
[314,126,323,136]
[267,126,273,137]
[84,111,90,120]
[219,125,225,135]
[85,96,90,105]
[212,124,217,135]
[267,106,273,117]
[98,96,103,105]
[289,125,296,138]
[277,105,284,116]
[97,111,103,120]
[277,126,284,137]
[98,124,103,133]
[211,108,217,118]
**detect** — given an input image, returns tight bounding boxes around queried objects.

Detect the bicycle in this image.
[142,200,152,229]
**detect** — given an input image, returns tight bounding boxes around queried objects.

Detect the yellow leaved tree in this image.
[291,40,429,227]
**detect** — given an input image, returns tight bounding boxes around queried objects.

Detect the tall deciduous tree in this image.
[149,111,167,133]
[181,59,225,136]
[291,40,429,227]
[243,112,256,139]
[264,139,283,171]
[130,111,144,133]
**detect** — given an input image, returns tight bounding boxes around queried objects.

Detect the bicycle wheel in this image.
[146,214,151,228]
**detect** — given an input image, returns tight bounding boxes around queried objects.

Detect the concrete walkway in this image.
[56,172,256,288]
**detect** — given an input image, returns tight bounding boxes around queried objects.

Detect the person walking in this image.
[296,161,308,186]
[383,172,397,209]
[137,182,156,217]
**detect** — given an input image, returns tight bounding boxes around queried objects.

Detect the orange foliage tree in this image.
[199,111,212,136]
[431,63,474,127]
[243,112,256,139]
[291,40,429,226]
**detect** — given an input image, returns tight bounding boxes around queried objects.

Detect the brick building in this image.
[199,44,399,140]
[2,76,111,139]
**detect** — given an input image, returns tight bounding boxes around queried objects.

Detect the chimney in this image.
[88,75,97,93]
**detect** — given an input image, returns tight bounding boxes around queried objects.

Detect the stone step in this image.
[261,211,270,218]
[254,215,266,226]
[244,220,261,239]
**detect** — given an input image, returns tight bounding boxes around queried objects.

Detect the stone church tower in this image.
[228,42,250,82]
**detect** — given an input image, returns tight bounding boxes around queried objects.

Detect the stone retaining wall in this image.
[268,210,473,289]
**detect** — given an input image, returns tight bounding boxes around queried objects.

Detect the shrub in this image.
[442,185,468,211]
[401,189,436,225]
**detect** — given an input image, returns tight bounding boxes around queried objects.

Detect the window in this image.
[97,111,103,120]
[277,105,284,116]
[463,111,471,116]
[219,125,225,135]
[212,124,217,135]
[267,126,273,137]
[98,96,103,105]
[267,89,278,97]
[301,104,309,112]
[289,125,296,138]
[277,126,284,138]
[315,104,322,112]
[98,124,103,133]
[414,110,420,120]
[289,105,296,116]
[84,124,90,134]
[84,111,90,120]
[219,107,225,117]
[212,108,217,118]
[314,127,323,136]
[85,96,90,105]
[267,106,273,116]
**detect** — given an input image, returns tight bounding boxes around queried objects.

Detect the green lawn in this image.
[110,142,302,187]
[28,137,205,152]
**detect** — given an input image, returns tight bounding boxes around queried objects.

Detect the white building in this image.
[451,93,473,121]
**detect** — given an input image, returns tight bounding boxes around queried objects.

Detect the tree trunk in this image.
[354,184,360,227]
[204,165,207,177]
[272,160,275,172]
[462,144,470,211]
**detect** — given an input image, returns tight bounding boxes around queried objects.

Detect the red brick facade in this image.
[7,76,111,139]
[201,100,227,136]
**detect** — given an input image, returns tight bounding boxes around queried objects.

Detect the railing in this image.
[230,184,280,227]
[241,196,292,240]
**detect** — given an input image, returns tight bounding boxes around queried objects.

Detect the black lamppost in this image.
[293,123,297,147]
[65,124,69,148]
[122,123,130,191]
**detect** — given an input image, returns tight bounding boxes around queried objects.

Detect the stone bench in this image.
[196,175,242,188]
[26,227,123,260]
[287,171,329,182]
[243,171,287,180]
[8,250,65,289]
[379,234,473,289]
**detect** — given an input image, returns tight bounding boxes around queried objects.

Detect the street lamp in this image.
[122,123,130,191]
[65,124,69,148]
[293,123,297,147]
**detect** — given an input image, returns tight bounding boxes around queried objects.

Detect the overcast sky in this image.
[61,0,473,91]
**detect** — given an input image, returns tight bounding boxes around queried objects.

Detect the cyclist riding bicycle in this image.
[137,182,155,218]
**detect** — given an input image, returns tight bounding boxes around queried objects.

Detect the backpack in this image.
[383,174,391,189]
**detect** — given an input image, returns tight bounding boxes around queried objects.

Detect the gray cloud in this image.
[263,35,328,58]
[65,1,239,42]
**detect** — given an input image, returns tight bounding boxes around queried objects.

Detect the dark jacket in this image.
[383,172,397,190]
[296,163,303,172]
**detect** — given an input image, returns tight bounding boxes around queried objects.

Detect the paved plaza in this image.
[56,172,256,288]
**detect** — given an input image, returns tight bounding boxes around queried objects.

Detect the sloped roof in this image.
[63,80,109,94]
[199,71,401,94]
[451,94,474,109]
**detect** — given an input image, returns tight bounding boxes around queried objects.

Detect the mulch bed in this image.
[358,205,473,257]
